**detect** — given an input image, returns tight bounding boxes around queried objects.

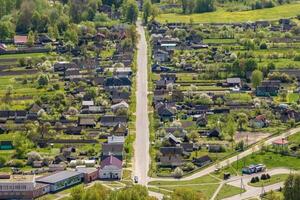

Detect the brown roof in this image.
[14,36,28,44]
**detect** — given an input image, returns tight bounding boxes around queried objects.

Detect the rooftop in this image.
[37,171,82,184]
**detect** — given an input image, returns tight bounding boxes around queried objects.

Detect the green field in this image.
[157,3,300,23]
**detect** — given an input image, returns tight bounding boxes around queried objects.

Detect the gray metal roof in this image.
[37,171,82,184]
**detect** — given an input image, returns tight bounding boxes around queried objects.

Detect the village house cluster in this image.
[147,18,300,177]
[0,22,136,199]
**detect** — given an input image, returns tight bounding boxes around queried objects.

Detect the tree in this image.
[237,113,248,131]
[151,5,159,20]
[27,31,35,47]
[16,0,35,33]
[0,21,15,40]
[194,0,215,13]
[37,74,49,87]
[226,115,237,142]
[125,0,138,24]
[251,70,263,88]
[143,0,152,24]
[283,173,300,200]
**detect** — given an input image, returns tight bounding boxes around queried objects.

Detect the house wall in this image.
[160,155,182,166]
[50,174,83,192]
[83,171,99,183]
[99,166,122,179]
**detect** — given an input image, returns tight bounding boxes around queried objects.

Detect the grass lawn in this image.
[215,184,245,200]
[231,151,300,172]
[157,3,300,23]
[148,174,219,186]
[0,53,46,59]
[160,184,219,199]
[148,186,173,196]
[288,131,300,144]
[248,174,289,187]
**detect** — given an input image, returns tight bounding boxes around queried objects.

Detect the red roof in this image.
[100,155,122,169]
[272,138,288,145]
[14,35,28,44]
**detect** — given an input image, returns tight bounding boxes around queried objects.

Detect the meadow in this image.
[157,3,300,23]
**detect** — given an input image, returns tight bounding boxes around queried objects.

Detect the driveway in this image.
[133,20,150,186]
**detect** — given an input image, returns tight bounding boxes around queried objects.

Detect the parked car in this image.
[242,164,266,174]
[134,176,138,183]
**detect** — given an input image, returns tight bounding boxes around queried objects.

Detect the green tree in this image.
[143,0,152,24]
[125,0,138,24]
[0,21,15,40]
[251,70,263,88]
[283,173,300,200]
[237,113,248,131]
[27,31,35,47]
[226,115,237,142]
[37,74,49,87]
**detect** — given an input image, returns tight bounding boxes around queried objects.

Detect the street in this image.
[133,20,150,186]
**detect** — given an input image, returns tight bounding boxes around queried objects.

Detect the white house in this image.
[99,155,122,179]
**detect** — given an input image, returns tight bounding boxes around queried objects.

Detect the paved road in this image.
[223,168,293,200]
[133,20,150,186]
[150,127,300,182]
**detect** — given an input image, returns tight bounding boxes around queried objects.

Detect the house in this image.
[107,136,125,144]
[193,155,212,167]
[165,126,187,138]
[164,133,181,146]
[0,175,50,199]
[82,100,94,107]
[256,80,281,96]
[64,127,82,135]
[76,167,99,183]
[78,117,96,128]
[111,101,129,112]
[0,141,13,150]
[159,147,183,167]
[104,77,131,88]
[99,155,122,180]
[224,78,242,88]
[100,115,127,127]
[208,144,223,152]
[48,164,66,172]
[37,171,83,192]
[207,129,221,138]
[181,142,193,152]
[153,49,170,63]
[112,123,128,136]
[272,138,289,148]
[195,114,208,127]
[250,115,269,128]
[14,35,28,45]
[0,43,7,52]
[102,143,123,160]
[110,91,130,103]
[156,103,176,121]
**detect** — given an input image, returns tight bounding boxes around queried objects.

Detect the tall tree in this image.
[124,0,138,24]
[143,0,152,24]
[251,69,263,88]
[283,173,300,200]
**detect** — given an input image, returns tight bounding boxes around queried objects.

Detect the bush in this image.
[173,167,184,178]
[27,151,42,165]
[266,174,271,179]
[250,177,257,183]
[260,42,268,50]
[0,156,6,167]
[7,159,25,168]
[261,174,267,180]
[294,55,300,61]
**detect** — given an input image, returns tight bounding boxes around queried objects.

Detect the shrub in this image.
[250,177,257,183]
[173,167,184,178]
[7,159,25,168]
[260,42,268,50]
[261,174,267,180]
[0,156,6,167]
[266,174,271,179]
